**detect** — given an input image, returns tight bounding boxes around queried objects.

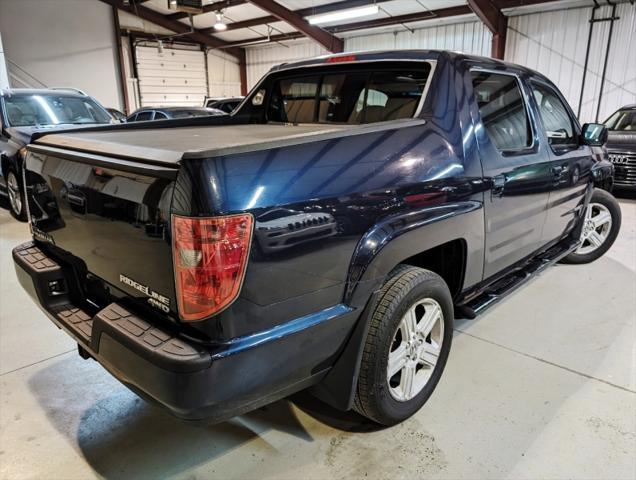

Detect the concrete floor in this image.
[0,197,634,480]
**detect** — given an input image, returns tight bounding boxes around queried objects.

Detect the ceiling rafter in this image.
[219,5,474,48]
[199,0,395,34]
[100,0,245,60]
[246,0,343,53]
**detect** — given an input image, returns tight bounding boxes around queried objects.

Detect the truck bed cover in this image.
[31,120,423,165]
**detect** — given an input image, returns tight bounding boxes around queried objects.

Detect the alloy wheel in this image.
[7,171,22,216]
[577,202,612,255]
[387,298,444,402]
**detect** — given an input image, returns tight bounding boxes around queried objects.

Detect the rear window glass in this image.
[267,65,431,124]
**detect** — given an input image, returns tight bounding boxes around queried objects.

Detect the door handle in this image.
[491,174,506,198]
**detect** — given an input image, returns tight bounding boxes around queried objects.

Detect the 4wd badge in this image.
[119,274,171,313]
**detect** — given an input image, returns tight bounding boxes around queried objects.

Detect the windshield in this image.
[3,94,112,127]
[604,109,636,131]
[267,64,431,124]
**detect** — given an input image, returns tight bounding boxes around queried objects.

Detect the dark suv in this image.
[0,88,112,219]
[604,104,636,190]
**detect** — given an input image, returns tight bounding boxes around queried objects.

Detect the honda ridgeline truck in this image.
[13,51,620,426]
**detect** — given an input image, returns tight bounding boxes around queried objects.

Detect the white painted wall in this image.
[244,20,492,90]
[0,0,123,109]
[345,21,492,56]
[246,40,329,90]
[0,33,9,90]
[207,49,242,98]
[506,3,636,123]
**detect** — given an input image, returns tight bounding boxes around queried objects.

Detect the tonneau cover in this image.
[31,119,425,165]
[33,123,352,165]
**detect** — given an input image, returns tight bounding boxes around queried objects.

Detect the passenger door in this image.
[529,80,592,244]
[470,69,552,279]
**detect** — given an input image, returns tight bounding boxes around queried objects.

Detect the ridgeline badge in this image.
[119,274,170,313]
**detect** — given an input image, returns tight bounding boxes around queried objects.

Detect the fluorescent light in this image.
[307,5,379,25]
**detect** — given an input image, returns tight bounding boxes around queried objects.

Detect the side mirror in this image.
[581,123,608,146]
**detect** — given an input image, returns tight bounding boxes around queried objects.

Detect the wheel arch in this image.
[312,201,485,411]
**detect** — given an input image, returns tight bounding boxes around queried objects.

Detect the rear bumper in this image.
[13,241,358,421]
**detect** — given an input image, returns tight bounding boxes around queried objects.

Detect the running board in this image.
[456,238,579,319]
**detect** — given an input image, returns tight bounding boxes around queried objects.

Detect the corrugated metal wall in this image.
[245,21,491,89]
[345,21,492,56]
[245,5,635,121]
[207,49,242,97]
[506,3,636,122]
[246,41,329,89]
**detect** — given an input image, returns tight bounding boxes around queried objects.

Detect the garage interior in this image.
[0,0,635,478]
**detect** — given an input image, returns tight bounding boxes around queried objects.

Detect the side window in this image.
[471,71,532,151]
[531,82,576,146]
[135,111,153,121]
[154,111,168,120]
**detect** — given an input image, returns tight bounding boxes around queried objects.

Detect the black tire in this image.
[353,266,453,426]
[561,188,621,265]
[6,167,26,221]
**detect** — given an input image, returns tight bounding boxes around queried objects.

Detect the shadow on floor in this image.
[27,356,380,479]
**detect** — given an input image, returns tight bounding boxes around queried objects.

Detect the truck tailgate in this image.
[25,146,179,317]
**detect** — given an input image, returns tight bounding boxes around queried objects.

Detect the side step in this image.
[456,238,579,318]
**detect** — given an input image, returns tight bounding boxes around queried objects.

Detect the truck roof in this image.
[269,49,541,78]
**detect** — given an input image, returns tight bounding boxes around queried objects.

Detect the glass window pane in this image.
[471,71,532,151]
[531,82,575,144]
[269,76,320,123]
[318,73,368,123]
[136,111,153,121]
[361,70,428,123]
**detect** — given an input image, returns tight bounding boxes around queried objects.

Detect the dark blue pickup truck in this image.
[13,50,620,426]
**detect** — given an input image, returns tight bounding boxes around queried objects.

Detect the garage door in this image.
[135,45,206,107]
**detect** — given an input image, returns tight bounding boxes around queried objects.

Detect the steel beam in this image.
[467,0,507,59]
[247,0,343,53]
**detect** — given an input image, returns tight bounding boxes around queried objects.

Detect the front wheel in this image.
[561,188,621,264]
[353,266,453,426]
[6,168,26,221]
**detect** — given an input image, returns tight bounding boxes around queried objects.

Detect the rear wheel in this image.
[6,168,26,221]
[353,266,453,426]
[562,188,621,264]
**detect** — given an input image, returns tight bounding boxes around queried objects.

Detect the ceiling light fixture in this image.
[214,12,228,31]
[307,5,379,25]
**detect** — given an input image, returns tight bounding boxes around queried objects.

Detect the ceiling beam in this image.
[100,0,245,60]
[247,0,343,53]
[467,0,507,59]
[200,0,394,34]
[220,5,475,48]
[167,0,247,20]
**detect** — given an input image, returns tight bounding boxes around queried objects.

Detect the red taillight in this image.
[172,214,253,321]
